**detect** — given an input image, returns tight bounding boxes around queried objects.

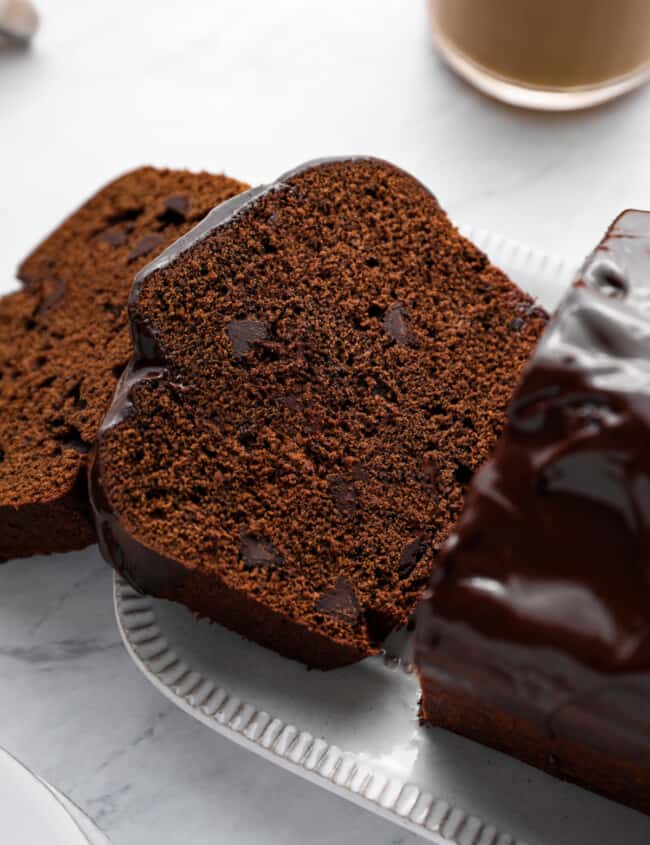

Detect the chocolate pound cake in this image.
[90,156,546,668]
[415,210,650,814]
[0,168,248,561]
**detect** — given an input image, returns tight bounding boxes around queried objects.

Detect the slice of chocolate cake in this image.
[90,156,546,669]
[415,210,650,813]
[0,168,248,561]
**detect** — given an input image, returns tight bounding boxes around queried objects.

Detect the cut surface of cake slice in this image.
[0,168,248,561]
[90,156,546,668]
[415,209,650,814]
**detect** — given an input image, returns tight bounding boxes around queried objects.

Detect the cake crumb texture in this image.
[93,157,546,667]
[0,167,248,561]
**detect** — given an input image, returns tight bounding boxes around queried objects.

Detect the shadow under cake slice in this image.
[0,168,248,561]
[90,156,546,669]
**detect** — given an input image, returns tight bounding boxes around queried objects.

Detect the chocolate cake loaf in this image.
[0,168,247,561]
[90,156,546,669]
[415,210,650,813]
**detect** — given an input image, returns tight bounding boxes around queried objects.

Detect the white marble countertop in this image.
[3,1,650,843]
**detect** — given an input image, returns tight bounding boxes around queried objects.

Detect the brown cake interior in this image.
[0,168,248,561]
[94,158,546,667]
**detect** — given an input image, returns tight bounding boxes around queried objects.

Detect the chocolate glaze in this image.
[89,448,187,595]
[415,210,650,766]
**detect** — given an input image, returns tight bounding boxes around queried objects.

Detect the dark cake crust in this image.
[91,465,367,666]
[0,168,247,561]
[415,210,650,814]
[90,157,546,668]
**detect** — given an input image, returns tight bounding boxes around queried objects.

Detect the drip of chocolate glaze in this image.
[415,210,650,761]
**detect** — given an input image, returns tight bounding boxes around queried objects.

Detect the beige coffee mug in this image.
[428,0,650,110]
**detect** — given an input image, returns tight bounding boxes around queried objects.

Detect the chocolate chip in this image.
[398,536,426,579]
[158,195,190,225]
[351,462,369,482]
[99,226,128,247]
[36,279,66,315]
[166,194,190,218]
[316,577,360,623]
[383,302,413,346]
[278,394,300,411]
[328,475,357,515]
[127,233,165,263]
[226,320,269,356]
[509,317,525,332]
[240,532,282,570]
[107,207,143,226]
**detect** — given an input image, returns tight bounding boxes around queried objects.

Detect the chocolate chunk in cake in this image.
[0,168,248,561]
[316,578,361,624]
[415,209,650,814]
[90,156,546,668]
[240,532,283,570]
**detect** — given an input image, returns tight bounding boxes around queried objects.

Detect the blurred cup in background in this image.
[427,0,650,110]
[0,0,39,44]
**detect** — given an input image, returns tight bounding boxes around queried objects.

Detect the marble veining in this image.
[0,549,424,844]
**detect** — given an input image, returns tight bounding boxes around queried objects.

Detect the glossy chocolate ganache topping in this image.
[416,211,650,749]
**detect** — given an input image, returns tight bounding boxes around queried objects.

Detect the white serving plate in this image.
[114,231,650,845]
[39,780,111,845]
[0,747,110,845]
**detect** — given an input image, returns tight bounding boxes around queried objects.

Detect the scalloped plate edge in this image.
[459,224,577,295]
[115,578,508,845]
[113,229,574,845]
